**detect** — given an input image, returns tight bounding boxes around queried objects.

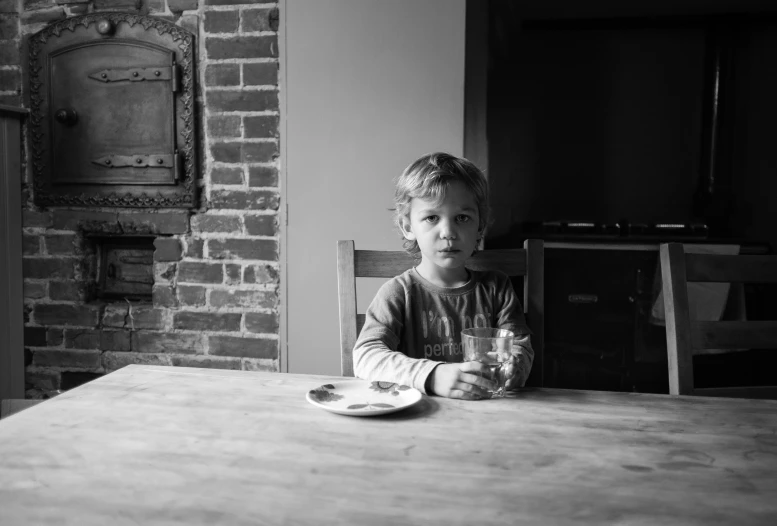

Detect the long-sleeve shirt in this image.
[353,267,533,393]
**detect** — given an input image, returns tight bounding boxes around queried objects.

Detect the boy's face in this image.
[401,181,481,283]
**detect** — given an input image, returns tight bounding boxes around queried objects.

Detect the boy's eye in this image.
[456,215,471,223]
[424,215,439,223]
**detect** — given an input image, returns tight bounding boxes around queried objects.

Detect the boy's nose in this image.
[439,222,457,239]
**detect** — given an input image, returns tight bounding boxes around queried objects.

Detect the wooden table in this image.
[1,365,776,525]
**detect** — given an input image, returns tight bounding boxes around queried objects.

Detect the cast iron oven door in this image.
[28,14,196,208]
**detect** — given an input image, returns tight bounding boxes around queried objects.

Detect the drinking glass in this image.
[461,328,514,398]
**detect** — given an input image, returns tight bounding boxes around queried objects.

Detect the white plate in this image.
[306,380,423,416]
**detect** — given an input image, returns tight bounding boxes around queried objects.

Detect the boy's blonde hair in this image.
[393,152,490,257]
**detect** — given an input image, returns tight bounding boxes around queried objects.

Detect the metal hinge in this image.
[88,66,174,83]
[92,154,175,168]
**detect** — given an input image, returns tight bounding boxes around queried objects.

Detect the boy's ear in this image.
[400,216,416,241]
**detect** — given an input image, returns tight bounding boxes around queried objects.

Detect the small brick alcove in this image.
[3,0,282,397]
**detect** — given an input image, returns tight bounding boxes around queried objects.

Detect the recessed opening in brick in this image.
[95,236,155,301]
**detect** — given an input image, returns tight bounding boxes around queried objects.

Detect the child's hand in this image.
[427,362,497,400]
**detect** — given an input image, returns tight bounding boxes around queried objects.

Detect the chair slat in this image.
[686,254,777,283]
[354,251,417,278]
[691,321,777,352]
[336,241,358,377]
[523,240,543,387]
[660,244,695,395]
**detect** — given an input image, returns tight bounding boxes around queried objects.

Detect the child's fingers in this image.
[449,384,486,400]
[458,372,496,394]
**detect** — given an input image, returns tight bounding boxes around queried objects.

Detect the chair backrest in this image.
[337,239,544,384]
[659,242,777,398]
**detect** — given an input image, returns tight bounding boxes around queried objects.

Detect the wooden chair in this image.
[337,239,544,384]
[1,399,42,419]
[660,242,777,398]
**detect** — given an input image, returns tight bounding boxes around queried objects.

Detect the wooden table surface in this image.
[1,365,776,525]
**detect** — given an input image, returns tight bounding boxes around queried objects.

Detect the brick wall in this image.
[1,0,282,397]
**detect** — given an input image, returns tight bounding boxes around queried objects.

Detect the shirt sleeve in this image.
[493,272,535,388]
[352,278,440,394]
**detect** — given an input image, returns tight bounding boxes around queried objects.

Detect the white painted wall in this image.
[283,0,466,375]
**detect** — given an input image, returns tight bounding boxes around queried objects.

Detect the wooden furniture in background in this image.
[0,399,42,420]
[0,105,27,403]
[660,242,777,398]
[336,239,544,383]
[1,364,776,524]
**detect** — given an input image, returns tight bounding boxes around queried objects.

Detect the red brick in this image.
[208,239,277,261]
[25,326,47,346]
[132,331,203,354]
[23,281,47,299]
[102,352,171,372]
[167,0,196,12]
[242,7,278,32]
[64,329,100,349]
[205,10,238,33]
[102,330,131,351]
[185,238,204,258]
[0,41,19,66]
[0,94,20,106]
[20,7,66,24]
[49,281,83,301]
[153,237,183,262]
[211,166,243,185]
[174,312,241,332]
[209,335,277,359]
[243,264,278,284]
[25,370,60,391]
[0,0,17,13]
[244,115,278,138]
[245,312,278,333]
[0,14,18,40]
[34,304,99,327]
[0,69,20,91]
[205,64,240,86]
[155,262,177,284]
[22,210,52,228]
[171,355,241,369]
[211,142,241,163]
[244,215,277,236]
[225,264,241,285]
[241,358,277,372]
[178,261,223,283]
[191,215,241,233]
[207,90,278,112]
[205,0,273,5]
[23,235,40,255]
[208,115,241,138]
[33,349,101,369]
[248,165,278,188]
[94,0,139,10]
[209,289,276,309]
[243,141,278,163]
[206,36,277,59]
[178,285,206,306]
[45,234,78,255]
[103,305,165,330]
[24,258,75,279]
[152,284,178,307]
[46,328,63,346]
[243,62,277,86]
[210,189,280,210]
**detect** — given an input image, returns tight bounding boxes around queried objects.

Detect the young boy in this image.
[353,152,534,400]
